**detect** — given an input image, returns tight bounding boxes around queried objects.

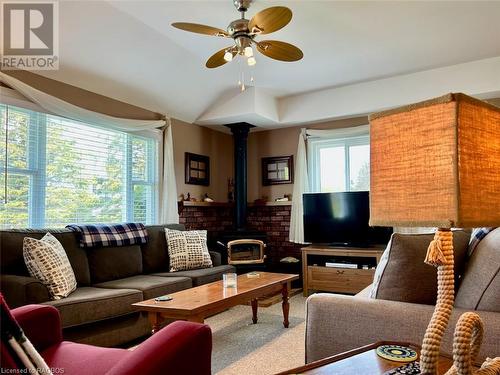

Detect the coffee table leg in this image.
[149,312,164,335]
[282,282,290,328]
[251,299,258,324]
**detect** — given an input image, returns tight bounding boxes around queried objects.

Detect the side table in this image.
[276,341,468,375]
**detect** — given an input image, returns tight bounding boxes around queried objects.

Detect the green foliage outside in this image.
[1,106,155,229]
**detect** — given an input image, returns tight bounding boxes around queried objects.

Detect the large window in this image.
[0,104,158,229]
[308,134,370,192]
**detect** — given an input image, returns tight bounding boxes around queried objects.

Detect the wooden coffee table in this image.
[133,272,299,333]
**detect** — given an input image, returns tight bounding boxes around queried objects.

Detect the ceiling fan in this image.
[171,0,303,69]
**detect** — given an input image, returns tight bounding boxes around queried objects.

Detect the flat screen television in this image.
[303,191,392,246]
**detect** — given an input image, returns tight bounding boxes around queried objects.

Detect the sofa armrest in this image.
[305,293,500,364]
[12,304,63,351]
[209,251,221,266]
[106,321,212,375]
[1,275,50,308]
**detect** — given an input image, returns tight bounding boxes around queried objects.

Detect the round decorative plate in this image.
[376,345,418,363]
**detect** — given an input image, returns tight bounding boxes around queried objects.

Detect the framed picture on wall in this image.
[262,155,294,186]
[185,152,210,186]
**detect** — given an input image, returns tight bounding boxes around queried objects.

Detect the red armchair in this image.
[1,303,212,375]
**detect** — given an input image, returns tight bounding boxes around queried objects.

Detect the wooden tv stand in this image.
[302,245,385,297]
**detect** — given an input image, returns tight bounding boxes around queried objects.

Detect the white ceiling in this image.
[39,0,500,129]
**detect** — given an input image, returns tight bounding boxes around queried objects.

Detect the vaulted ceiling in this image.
[39,0,500,130]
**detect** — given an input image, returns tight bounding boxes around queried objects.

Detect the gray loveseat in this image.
[305,228,500,363]
[0,224,235,347]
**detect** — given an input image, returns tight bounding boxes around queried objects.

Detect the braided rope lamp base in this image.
[419,229,500,375]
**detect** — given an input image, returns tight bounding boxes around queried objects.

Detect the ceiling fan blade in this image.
[248,6,292,35]
[256,40,303,62]
[171,22,229,37]
[206,47,237,69]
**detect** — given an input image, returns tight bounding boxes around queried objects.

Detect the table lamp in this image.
[369,93,500,374]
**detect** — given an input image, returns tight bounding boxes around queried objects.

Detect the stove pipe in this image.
[225,122,254,231]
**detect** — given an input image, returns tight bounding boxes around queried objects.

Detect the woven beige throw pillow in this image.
[165,228,213,272]
[23,233,77,300]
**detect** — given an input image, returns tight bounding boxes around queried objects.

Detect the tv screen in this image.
[303,191,391,246]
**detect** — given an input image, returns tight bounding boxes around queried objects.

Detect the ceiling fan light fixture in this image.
[247,56,256,66]
[223,50,234,62]
[244,46,253,57]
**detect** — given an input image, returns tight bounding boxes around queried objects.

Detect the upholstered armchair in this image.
[1,303,212,375]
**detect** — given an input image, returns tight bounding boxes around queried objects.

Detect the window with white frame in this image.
[0,104,159,229]
[308,133,370,192]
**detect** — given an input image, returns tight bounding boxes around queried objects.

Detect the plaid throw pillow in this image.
[23,233,77,300]
[165,229,213,272]
[468,227,495,256]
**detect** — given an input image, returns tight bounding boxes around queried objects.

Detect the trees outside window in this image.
[0,105,158,229]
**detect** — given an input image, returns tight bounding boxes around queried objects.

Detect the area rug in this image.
[207,294,306,374]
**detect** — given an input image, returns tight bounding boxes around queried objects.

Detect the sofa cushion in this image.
[141,224,186,274]
[455,228,500,312]
[94,275,192,300]
[44,287,142,328]
[87,245,143,284]
[0,229,91,286]
[23,233,77,300]
[370,230,470,305]
[152,264,236,287]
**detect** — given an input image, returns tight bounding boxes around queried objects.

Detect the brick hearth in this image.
[178,203,302,267]
[247,205,303,266]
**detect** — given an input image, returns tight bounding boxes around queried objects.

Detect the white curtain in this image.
[289,129,309,243]
[159,120,179,223]
[289,125,369,243]
[0,71,179,223]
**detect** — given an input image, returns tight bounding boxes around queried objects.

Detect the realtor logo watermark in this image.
[1,1,59,70]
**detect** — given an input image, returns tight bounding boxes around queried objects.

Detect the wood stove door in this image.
[227,239,266,265]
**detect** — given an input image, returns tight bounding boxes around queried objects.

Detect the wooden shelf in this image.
[248,201,292,207]
[179,201,292,207]
[179,201,232,207]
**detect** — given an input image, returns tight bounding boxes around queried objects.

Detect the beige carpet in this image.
[207,295,306,375]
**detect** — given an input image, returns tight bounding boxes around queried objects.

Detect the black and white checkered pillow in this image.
[165,229,213,272]
[23,233,77,300]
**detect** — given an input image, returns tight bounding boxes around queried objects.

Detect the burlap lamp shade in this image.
[369,93,500,374]
[369,93,500,229]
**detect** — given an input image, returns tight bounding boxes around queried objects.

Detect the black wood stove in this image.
[216,122,268,273]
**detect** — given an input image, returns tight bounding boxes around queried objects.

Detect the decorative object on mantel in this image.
[275,194,292,202]
[185,152,210,186]
[203,193,214,203]
[369,93,500,374]
[183,192,197,202]
[262,156,294,186]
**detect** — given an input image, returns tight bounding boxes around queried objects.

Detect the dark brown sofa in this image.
[0,224,235,347]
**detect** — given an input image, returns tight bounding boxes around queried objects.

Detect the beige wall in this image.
[247,116,369,202]
[173,96,500,203]
[171,119,233,202]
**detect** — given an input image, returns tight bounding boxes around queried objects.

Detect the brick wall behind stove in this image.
[178,204,302,266]
[247,205,303,266]
[178,206,233,242]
